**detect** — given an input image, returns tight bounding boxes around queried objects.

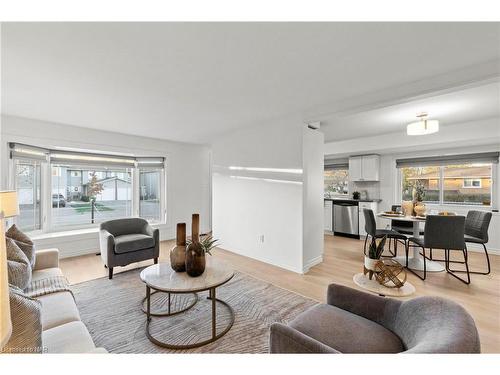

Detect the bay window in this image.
[9,143,166,233]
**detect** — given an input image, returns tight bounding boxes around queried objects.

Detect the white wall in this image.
[212,116,324,273]
[302,127,324,270]
[1,115,211,258]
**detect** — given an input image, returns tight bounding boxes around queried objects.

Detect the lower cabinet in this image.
[324,200,333,232]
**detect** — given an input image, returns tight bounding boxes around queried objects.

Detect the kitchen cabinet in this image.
[324,200,333,232]
[358,201,379,237]
[349,154,380,182]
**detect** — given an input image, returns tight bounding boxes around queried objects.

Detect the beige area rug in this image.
[71,268,317,353]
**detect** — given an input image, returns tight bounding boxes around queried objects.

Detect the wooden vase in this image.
[170,223,187,272]
[186,214,206,277]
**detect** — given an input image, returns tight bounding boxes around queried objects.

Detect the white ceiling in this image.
[320,82,500,142]
[2,22,500,144]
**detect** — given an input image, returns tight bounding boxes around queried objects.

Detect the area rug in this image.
[71,268,318,353]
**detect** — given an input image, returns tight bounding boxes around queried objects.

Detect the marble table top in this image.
[140,257,234,293]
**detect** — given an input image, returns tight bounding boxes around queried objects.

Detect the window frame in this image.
[9,152,167,235]
[398,163,495,208]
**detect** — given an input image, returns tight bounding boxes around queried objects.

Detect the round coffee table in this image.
[140,257,235,349]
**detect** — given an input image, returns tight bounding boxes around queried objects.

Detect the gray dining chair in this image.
[407,215,469,284]
[363,209,407,257]
[464,210,492,275]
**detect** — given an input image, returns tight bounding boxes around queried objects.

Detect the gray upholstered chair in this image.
[99,218,159,279]
[363,209,407,257]
[464,210,492,275]
[407,215,467,283]
[270,283,480,353]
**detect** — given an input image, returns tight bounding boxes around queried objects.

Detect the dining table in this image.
[377,213,445,272]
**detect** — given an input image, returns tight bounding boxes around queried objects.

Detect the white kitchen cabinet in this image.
[349,154,380,182]
[324,200,333,232]
[358,201,378,237]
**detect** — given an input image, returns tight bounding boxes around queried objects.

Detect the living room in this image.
[1,2,499,373]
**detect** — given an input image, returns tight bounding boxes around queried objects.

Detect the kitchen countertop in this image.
[324,197,382,203]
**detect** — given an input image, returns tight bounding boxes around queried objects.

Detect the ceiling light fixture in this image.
[406,112,439,136]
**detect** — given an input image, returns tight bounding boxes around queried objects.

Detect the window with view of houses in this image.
[401,163,493,206]
[324,168,349,197]
[11,143,165,232]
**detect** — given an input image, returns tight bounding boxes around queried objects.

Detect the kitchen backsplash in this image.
[350,181,380,200]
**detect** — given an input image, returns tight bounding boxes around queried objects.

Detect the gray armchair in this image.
[99,218,159,279]
[270,283,480,354]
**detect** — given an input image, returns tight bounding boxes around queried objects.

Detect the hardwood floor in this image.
[60,234,500,353]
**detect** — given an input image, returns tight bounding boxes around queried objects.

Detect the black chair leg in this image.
[464,243,491,275]
[429,248,433,260]
[406,243,426,281]
[446,248,471,285]
[154,257,159,264]
[108,267,113,280]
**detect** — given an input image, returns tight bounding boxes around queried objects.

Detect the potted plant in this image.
[185,214,221,277]
[364,235,387,280]
[412,180,426,216]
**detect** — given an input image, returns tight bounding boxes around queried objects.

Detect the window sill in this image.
[29,221,168,241]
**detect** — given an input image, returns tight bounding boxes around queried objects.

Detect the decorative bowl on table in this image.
[383,211,404,217]
[438,211,456,216]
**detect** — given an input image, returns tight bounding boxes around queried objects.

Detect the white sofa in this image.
[33,248,107,353]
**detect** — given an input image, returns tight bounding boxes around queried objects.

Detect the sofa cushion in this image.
[289,304,404,353]
[3,285,42,353]
[37,291,81,331]
[114,233,154,254]
[6,224,36,267]
[42,321,96,353]
[6,238,32,289]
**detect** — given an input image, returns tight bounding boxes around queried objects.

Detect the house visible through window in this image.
[51,165,133,228]
[324,168,349,197]
[400,163,493,206]
[14,159,42,231]
[10,143,165,233]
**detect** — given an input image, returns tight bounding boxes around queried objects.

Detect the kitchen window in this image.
[9,143,166,233]
[324,168,349,197]
[396,152,498,207]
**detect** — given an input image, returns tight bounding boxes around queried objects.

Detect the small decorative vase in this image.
[170,223,187,272]
[364,256,379,271]
[414,202,426,217]
[363,256,381,280]
[185,213,206,277]
[186,242,205,277]
[401,200,414,216]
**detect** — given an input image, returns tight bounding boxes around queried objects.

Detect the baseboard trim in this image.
[303,255,323,274]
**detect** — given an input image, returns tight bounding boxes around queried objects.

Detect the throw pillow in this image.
[1,285,43,354]
[6,238,32,290]
[6,224,36,267]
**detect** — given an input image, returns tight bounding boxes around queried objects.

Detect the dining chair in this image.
[363,209,407,257]
[389,204,424,255]
[464,210,492,275]
[406,215,469,284]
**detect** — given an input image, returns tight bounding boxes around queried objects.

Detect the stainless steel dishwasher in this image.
[333,201,359,238]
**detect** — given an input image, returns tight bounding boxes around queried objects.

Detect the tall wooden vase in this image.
[170,223,187,272]
[186,214,206,277]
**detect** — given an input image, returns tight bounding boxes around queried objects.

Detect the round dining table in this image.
[377,213,445,272]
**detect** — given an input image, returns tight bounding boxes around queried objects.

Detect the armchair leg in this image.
[154,257,158,264]
[109,267,114,279]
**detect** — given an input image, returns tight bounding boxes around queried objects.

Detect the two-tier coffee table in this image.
[139,257,235,349]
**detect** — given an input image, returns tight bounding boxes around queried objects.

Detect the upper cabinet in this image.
[349,154,380,182]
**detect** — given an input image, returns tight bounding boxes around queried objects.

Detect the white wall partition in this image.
[0,115,211,258]
[212,117,324,273]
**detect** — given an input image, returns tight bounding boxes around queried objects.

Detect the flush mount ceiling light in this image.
[407,112,439,136]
